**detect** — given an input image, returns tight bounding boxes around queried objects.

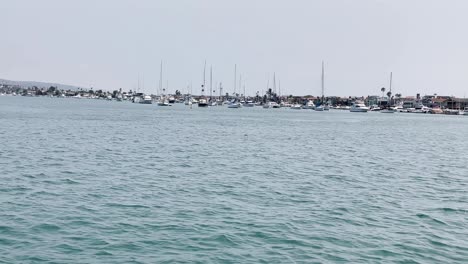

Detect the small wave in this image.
[436,207,468,214]
[63,178,79,184]
[95,250,113,256]
[416,213,447,225]
[105,203,150,209]
[32,223,61,232]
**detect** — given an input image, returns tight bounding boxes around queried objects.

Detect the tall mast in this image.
[159,61,163,95]
[389,72,393,105]
[202,60,206,96]
[243,77,246,99]
[233,64,237,95]
[220,82,223,99]
[273,73,276,94]
[321,60,324,103]
[210,66,213,99]
[239,74,242,97]
[389,72,393,93]
[278,78,281,97]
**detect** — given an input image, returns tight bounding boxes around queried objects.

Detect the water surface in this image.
[1,97,467,263]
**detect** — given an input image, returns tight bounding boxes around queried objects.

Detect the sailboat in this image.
[381,72,396,113]
[228,68,241,108]
[315,61,329,111]
[198,61,209,107]
[157,61,170,106]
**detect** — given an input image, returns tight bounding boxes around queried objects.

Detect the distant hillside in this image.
[0,78,85,91]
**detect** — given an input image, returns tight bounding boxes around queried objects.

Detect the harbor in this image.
[1,81,467,115]
[1,95,467,263]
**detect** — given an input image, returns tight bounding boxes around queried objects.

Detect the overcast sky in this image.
[2,0,468,96]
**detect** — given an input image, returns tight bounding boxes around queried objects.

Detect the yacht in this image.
[263,101,280,109]
[302,100,315,109]
[243,101,255,107]
[290,104,302,110]
[198,98,209,107]
[315,61,330,112]
[157,97,170,106]
[168,96,175,104]
[350,102,369,112]
[140,95,153,104]
[380,108,396,113]
[370,105,381,111]
[462,107,468,116]
[227,102,242,108]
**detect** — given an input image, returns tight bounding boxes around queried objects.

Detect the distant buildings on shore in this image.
[1,83,467,110]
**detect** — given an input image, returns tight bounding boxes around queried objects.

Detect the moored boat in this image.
[350,102,369,112]
[290,104,302,110]
[140,95,153,104]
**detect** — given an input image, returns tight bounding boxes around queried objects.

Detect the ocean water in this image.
[1,96,467,263]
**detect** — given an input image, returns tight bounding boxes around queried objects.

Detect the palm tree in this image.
[381,87,386,98]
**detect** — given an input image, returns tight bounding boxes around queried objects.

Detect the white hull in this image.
[227,103,242,108]
[290,104,302,110]
[315,106,324,111]
[350,108,368,112]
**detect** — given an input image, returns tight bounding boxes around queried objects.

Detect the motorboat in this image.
[350,102,369,112]
[380,108,396,113]
[227,102,242,108]
[243,101,255,107]
[198,98,209,107]
[140,95,153,104]
[263,101,280,108]
[302,100,315,109]
[290,104,302,110]
[462,107,468,116]
[157,98,170,106]
[315,105,325,111]
[370,105,381,111]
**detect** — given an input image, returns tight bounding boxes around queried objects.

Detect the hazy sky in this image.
[2,0,468,96]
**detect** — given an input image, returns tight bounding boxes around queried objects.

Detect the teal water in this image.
[1,96,467,263]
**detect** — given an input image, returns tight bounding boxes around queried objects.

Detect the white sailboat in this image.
[157,61,169,106]
[198,61,209,107]
[381,72,396,113]
[315,61,329,111]
[350,101,369,112]
[227,67,241,108]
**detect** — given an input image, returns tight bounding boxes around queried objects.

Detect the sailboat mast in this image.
[210,66,213,99]
[279,80,281,97]
[202,60,206,96]
[159,61,163,96]
[273,73,276,95]
[389,72,393,106]
[239,75,242,97]
[243,77,246,99]
[389,72,393,93]
[233,64,237,95]
[321,61,324,103]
